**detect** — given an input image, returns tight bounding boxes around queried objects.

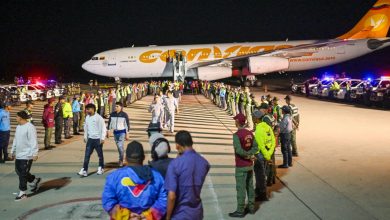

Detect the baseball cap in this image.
[252,110,264,119]
[126,141,145,163]
[259,103,269,109]
[282,105,291,113]
[233,113,246,126]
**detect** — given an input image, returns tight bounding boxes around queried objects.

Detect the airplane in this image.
[82,0,390,84]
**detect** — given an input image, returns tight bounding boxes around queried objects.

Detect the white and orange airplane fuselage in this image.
[82,0,390,81]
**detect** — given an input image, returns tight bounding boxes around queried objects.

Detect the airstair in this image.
[172,50,186,82]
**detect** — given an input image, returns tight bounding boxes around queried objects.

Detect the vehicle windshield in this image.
[350,81,361,87]
[371,79,381,87]
[321,80,332,86]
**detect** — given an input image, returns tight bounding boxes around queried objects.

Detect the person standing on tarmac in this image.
[79,92,86,132]
[252,110,276,201]
[148,130,173,178]
[72,95,81,135]
[0,102,12,162]
[54,96,65,144]
[229,113,258,218]
[285,95,300,157]
[63,97,73,139]
[107,102,130,167]
[42,98,55,150]
[244,87,253,130]
[279,106,293,168]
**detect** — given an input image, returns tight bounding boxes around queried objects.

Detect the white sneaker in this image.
[77,168,88,177]
[97,167,104,175]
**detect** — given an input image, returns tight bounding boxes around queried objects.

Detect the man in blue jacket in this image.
[102,141,167,220]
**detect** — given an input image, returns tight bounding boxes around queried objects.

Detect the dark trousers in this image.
[73,112,79,134]
[55,119,63,142]
[254,154,267,196]
[15,159,35,191]
[280,132,292,166]
[64,117,71,138]
[83,138,104,171]
[0,130,10,160]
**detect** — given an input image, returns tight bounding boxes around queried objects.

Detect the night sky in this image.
[1,0,389,82]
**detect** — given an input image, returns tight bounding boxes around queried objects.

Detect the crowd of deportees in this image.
[0,79,300,219]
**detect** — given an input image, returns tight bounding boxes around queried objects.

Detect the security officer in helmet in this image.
[147,122,173,178]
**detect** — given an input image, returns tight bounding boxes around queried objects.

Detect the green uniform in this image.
[289,103,300,155]
[233,132,258,213]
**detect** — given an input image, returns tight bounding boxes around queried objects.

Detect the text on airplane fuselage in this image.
[139,44,294,63]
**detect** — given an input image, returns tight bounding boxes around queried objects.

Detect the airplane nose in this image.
[82,61,90,72]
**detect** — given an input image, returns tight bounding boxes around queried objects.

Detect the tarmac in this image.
[0,90,389,220]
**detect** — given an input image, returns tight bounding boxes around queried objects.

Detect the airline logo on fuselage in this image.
[139,44,294,63]
[365,14,388,31]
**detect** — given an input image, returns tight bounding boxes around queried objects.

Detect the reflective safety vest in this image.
[116,89,122,100]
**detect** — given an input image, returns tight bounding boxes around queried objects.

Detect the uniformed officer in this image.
[62,97,73,139]
[54,96,65,144]
[244,87,253,130]
[79,92,86,132]
[285,95,300,157]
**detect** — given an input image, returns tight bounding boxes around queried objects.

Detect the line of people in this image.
[202,81,300,218]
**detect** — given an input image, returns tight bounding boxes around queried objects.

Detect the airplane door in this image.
[337,46,345,54]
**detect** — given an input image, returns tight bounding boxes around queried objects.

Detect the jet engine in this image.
[197,66,232,81]
[249,56,289,74]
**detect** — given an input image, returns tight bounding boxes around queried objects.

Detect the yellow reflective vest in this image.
[62,102,73,118]
[254,122,275,161]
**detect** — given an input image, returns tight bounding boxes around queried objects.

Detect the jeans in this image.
[280,132,292,166]
[73,112,79,134]
[114,133,125,162]
[254,153,267,197]
[44,127,53,148]
[15,159,35,191]
[0,130,10,160]
[83,138,104,171]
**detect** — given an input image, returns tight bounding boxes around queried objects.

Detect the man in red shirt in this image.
[42,98,55,150]
[229,113,258,218]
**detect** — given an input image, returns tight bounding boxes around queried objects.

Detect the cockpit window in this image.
[99,56,105,60]
[91,57,98,60]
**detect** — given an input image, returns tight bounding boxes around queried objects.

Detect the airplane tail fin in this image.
[338,0,390,40]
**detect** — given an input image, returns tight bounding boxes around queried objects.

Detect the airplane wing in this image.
[187,39,349,69]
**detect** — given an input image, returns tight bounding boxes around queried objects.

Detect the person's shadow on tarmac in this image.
[27,177,72,197]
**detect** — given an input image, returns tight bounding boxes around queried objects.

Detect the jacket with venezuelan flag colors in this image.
[102,166,167,220]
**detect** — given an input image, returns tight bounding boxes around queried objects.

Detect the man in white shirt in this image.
[78,103,107,177]
[165,91,179,133]
[11,111,41,201]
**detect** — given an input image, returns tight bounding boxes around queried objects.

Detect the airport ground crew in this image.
[329,81,340,98]
[235,88,240,115]
[0,102,11,162]
[279,106,293,168]
[252,110,276,201]
[54,96,65,144]
[42,98,55,150]
[229,113,258,218]
[244,87,253,130]
[63,97,73,139]
[72,95,81,135]
[126,84,131,106]
[285,95,300,157]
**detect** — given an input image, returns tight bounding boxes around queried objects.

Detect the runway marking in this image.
[204,175,225,220]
